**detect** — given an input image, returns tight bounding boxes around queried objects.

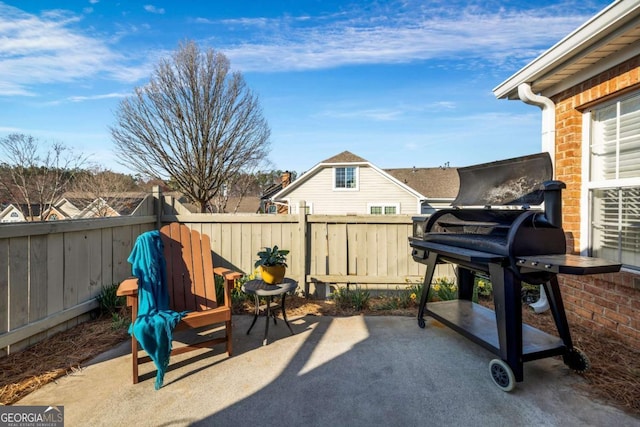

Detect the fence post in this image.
[153,185,162,229]
[298,201,308,295]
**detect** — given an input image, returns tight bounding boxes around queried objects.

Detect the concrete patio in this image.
[17,314,638,427]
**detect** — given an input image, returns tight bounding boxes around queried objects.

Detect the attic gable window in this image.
[334,166,358,190]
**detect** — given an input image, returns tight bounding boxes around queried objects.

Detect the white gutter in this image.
[493,1,640,99]
[517,82,555,314]
[517,83,556,170]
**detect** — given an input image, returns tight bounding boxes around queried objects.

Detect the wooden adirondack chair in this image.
[117,223,242,384]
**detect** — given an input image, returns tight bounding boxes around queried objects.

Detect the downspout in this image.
[517,83,556,169]
[517,83,556,314]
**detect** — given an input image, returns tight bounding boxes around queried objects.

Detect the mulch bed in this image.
[1,297,638,418]
[0,320,129,405]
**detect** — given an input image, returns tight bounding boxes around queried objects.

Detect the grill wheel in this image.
[489,359,516,392]
[564,347,591,373]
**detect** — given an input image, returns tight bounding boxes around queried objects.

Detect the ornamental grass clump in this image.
[429,277,458,301]
[331,285,370,311]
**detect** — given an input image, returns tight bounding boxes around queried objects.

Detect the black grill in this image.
[409,152,621,391]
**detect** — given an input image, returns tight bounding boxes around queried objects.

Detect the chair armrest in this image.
[213,267,243,308]
[213,267,243,281]
[117,277,139,297]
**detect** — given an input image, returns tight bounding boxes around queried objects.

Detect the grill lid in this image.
[452,152,553,207]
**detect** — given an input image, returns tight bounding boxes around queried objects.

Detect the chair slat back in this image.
[161,223,218,312]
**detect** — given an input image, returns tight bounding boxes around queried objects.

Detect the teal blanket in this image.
[128,230,186,389]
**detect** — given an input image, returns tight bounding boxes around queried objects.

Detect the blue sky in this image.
[0,0,612,176]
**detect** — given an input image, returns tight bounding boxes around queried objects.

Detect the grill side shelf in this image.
[516,254,622,275]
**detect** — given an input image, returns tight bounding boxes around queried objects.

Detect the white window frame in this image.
[367,202,400,215]
[581,90,640,270]
[333,166,359,191]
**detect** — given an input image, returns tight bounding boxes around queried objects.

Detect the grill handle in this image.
[541,180,566,228]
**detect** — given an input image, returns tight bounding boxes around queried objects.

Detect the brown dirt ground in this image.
[1,297,639,418]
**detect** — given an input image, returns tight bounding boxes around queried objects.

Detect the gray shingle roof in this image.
[320,151,369,164]
[385,167,459,199]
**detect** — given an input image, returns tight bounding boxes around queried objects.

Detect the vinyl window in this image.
[588,91,640,268]
[334,167,357,190]
[368,203,399,215]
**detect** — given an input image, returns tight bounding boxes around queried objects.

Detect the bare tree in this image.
[0,134,86,220]
[209,172,258,214]
[70,166,140,217]
[110,41,271,212]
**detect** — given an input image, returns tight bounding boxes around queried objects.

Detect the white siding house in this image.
[271,151,458,215]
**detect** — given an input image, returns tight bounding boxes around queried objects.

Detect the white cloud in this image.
[143,5,165,15]
[0,3,131,96]
[0,0,607,97]
[67,92,130,102]
[0,126,22,133]
[217,1,599,73]
[319,108,404,121]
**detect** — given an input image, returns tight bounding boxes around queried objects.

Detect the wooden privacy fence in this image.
[0,196,156,355]
[165,199,450,298]
[1,194,449,355]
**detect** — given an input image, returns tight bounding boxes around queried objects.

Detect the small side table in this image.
[242,278,298,346]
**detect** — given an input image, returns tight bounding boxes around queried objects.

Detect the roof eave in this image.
[493,1,640,100]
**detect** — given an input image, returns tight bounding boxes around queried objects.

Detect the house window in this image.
[588,91,640,269]
[10,212,19,218]
[334,167,357,189]
[368,203,399,215]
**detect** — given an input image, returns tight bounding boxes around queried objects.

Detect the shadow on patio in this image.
[17,314,637,427]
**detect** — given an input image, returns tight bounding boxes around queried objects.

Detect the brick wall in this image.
[552,55,640,350]
[559,273,640,350]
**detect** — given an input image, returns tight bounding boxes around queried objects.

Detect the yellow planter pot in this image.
[260,265,286,284]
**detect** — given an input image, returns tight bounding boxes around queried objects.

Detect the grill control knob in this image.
[531,261,539,266]
[545,264,552,269]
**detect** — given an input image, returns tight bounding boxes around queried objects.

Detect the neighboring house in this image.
[0,204,42,222]
[270,151,458,215]
[261,171,293,214]
[493,1,640,349]
[0,204,27,223]
[47,192,148,219]
[48,195,94,219]
[210,196,261,213]
[42,206,66,221]
[77,194,147,218]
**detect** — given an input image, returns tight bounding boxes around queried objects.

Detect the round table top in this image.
[241,278,298,296]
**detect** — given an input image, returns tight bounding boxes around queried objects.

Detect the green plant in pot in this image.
[255,245,289,284]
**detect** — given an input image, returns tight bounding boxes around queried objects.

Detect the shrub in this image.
[331,285,370,311]
[97,283,125,316]
[215,270,257,308]
[404,280,423,307]
[473,277,493,303]
[96,283,127,328]
[429,277,458,301]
